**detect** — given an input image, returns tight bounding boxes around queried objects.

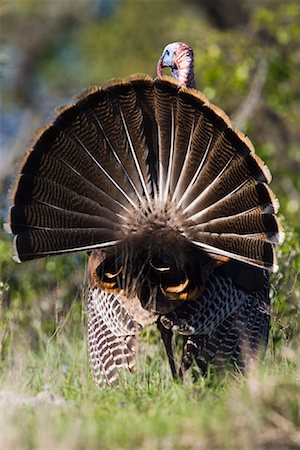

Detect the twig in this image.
[232,58,268,132]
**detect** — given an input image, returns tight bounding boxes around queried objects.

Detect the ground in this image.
[1,313,299,450]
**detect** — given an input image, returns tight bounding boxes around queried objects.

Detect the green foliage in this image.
[1,322,300,449]
[0,225,87,359]
[271,218,300,347]
[0,1,299,447]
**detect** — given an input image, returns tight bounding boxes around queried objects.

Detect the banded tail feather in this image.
[6,41,281,385]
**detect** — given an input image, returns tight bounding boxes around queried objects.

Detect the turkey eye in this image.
[165,49,169,56]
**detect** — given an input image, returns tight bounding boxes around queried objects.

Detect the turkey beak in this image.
[157,57,163,76]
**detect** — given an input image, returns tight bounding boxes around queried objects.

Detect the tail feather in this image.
[22,118,135,210]
[130,76,159,193]
[186,183,276,223]
[56,88,154,209]
[170,89,201,195]
[82,85,150,205]
[188,153,270,214]
[180,134,270,214]
[109,80,152,202]
[13,175,123,221]
[153,79,178,200]
[175,110,214,206]
[10,204,120,234]
[194,211,279,241]
[14,228,119,261]
[193,234,274,269]
[66,122,140,210]
[16,153,126,214]
[177,101,231,208]
[8,75,280,270]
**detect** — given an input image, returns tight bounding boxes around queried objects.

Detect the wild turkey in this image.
[7,42,282,385]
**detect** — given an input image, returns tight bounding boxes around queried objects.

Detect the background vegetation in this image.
[0,0,299,448]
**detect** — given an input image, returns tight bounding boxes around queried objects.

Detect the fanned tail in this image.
[8,75,281,271]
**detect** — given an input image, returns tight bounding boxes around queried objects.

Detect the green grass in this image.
[1,233,299,449]
[1,308,300,450]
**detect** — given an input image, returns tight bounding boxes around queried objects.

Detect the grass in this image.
[1,303,300,450]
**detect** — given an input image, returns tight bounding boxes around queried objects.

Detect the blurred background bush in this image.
[0,0,299,359]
